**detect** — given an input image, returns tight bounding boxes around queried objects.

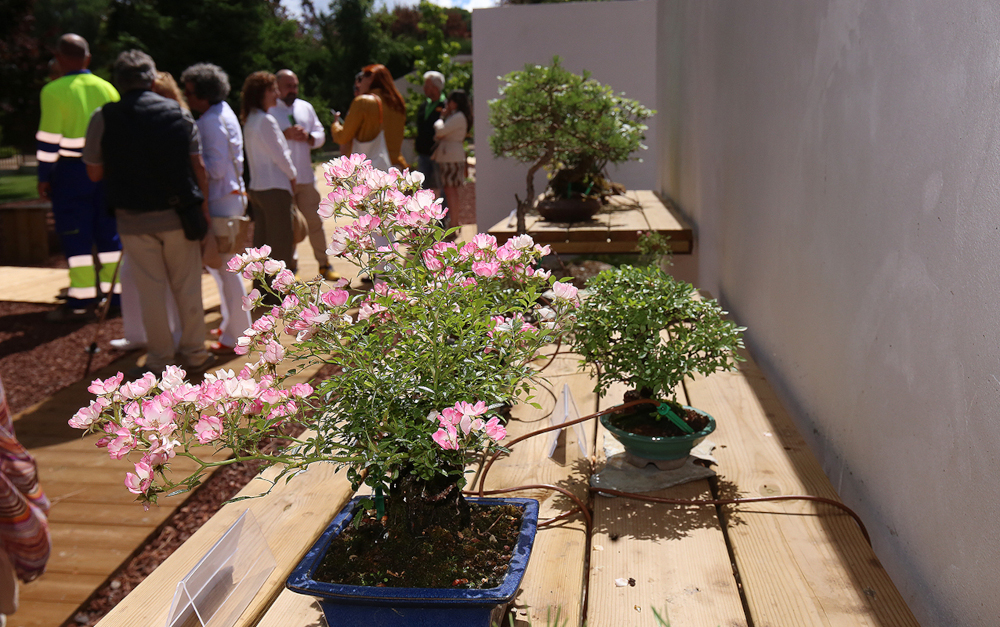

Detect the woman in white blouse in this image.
[240,71,297,275]
[432,90,471,225]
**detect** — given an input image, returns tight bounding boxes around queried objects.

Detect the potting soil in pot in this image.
[313,503,524,589]
[609,402,709,437]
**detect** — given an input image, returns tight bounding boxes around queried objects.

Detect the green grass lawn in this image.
[0,173,39,202]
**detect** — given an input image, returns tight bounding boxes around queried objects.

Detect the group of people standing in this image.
[35,32,472,378]
[36,34,335,376]
[333,66,473,225]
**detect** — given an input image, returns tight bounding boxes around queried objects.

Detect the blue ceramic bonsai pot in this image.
[600,405,716,466]
[286,496,539,626]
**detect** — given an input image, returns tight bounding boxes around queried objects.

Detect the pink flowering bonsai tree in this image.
[72,154,580,538]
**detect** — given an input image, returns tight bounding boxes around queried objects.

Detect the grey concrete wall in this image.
[659,2,1000,625]
[472,1,659,231]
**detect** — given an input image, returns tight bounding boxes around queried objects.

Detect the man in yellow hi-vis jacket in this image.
[36,34,120,321]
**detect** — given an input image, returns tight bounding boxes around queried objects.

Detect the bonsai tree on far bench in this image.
[488,56,654,233]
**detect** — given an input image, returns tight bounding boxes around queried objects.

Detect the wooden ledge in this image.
[487,190,693,254]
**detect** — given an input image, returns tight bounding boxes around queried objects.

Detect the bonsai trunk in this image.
[386,467,470,538]
[516,147,554,234]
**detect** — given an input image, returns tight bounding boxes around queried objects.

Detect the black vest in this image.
[101,90,203,212]
[415,97,445,156]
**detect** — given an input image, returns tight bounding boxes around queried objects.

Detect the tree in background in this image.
[403,1,472,139]
[0,0,473,153]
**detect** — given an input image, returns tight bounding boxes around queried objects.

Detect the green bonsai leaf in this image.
[571,265,746,401]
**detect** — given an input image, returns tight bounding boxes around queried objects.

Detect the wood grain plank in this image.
[93,436,355,627]
[18,572,107,603]
[482,354,595,627]
[0,267,68,304]
[684,353,920,627]
[587,381,746,627]
[254,588,327,627]
[5,600,80,627]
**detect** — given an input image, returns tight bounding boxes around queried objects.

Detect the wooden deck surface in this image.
[2,168,920,626]
[0,163,358,627]
[93,341,920,627]
[487,190,693,254]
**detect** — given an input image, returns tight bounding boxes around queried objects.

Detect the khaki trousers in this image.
[294,183,328,266]
[119,230,209,371]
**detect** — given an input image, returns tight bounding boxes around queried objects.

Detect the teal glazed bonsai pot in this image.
[600,405,716,463]
[286,496,539,627]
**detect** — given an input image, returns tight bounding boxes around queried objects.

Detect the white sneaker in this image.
[110,338,146,350]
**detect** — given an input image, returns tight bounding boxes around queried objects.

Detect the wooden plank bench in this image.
[487,191,693,255]
[92,342,919,627]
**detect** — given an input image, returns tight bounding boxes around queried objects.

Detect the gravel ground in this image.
[0,301,128,415]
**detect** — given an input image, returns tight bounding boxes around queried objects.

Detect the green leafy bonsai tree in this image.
[488,56,654,233]
[571,264,746,403]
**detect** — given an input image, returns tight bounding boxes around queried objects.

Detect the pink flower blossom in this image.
[107,428,136,460]
[553,281,579,301]
[195,415,224,444]
[251,315,275,334]
[484,417,506,442]
[328,153,368,179]
[227,255,244,273]
[321,289,349,308]
[120,372,157,399]
[272,269,295,292]
[472,233,497,250]
[160,365,186,391]
[495,245,518,262]
[472,261,500,277]
[432,428,459,450]
[124,462,153,495]
[88,372,123,396]
[509,234,535,250]
[328,228,352,256]
[422,250,444,271]
[357,302,387,321]
[318,199,336,219]
[69,397,111,429]
[289,383,313,398]
[136,398,177,435]
[242,289,261,311]
[263,259,285,274]
[262,341,285,364]
[244,246,271,262]
[145,433,180,465]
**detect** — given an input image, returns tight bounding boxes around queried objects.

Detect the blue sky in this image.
[283,0,497,17]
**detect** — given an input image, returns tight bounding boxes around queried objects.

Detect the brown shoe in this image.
[319,265,341,281]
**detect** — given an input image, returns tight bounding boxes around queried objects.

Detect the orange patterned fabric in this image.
[0,377,50,582]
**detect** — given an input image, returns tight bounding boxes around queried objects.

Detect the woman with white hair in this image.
[181,63,252,354]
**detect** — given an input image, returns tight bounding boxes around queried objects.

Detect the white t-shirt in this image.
[268,98,324,184]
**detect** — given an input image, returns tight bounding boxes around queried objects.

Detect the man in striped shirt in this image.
[36,34,120,321]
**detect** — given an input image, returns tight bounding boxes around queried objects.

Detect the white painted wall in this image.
[659,1,1000,625]
[472,1,659,231]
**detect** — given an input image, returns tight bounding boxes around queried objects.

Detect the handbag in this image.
[211,214,251,254]
[353,95,392,171]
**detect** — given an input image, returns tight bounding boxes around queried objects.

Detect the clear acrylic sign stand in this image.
[165,509,276,627]
[547,383,589,458]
